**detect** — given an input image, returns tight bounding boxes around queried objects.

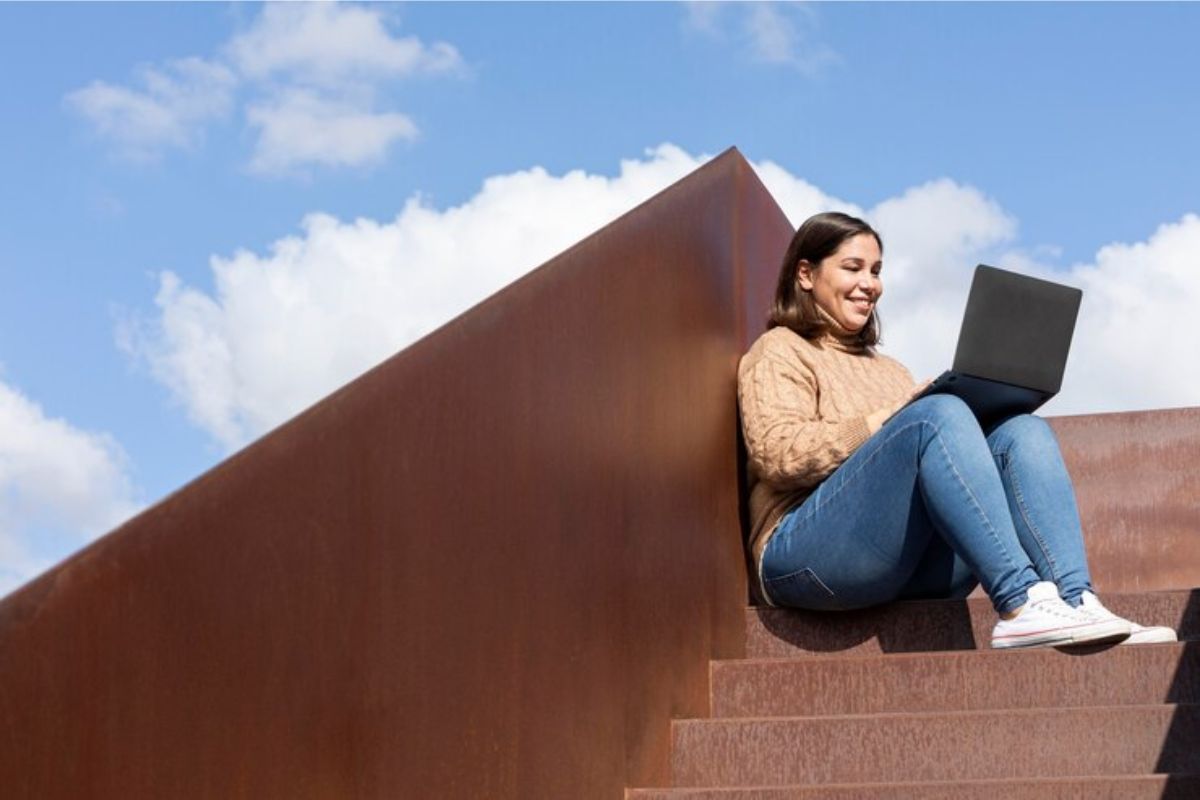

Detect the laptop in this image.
[908,264,1082,426]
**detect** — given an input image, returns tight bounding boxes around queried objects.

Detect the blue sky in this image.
[2,1,1199,595]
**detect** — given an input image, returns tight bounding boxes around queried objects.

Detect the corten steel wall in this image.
[0,149,795,798]
[1049,406,1200,592]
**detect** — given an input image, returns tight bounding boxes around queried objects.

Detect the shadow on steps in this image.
[748,589,1200,658]
[1158,589,1200,781]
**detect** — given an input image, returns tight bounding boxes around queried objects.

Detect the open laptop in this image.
[908,265,1082,426]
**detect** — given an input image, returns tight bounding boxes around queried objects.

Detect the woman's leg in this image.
[762,394,1041,614]
[984,413,1177,643]
[897,533,980,601]
[985,414,1094,605]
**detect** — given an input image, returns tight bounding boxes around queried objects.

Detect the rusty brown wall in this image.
[0,149,794,799]
[1049,406,1200,592]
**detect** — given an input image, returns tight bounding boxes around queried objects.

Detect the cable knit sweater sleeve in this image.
[738,348,871,491]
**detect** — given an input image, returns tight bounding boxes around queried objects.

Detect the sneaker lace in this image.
[1029,594,1083,622]
[1079,591,1117,622]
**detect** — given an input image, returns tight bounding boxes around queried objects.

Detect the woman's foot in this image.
[991,581,1131,649]
[1079,590,1178,645]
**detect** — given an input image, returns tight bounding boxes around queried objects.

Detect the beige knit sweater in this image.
[737,317,915,603]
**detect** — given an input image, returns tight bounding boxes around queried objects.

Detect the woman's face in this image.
[797,233,883,333]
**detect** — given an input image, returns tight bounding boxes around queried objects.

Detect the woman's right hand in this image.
[866,379,933,434]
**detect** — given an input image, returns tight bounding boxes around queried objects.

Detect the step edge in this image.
[745,587,1200,614]
[713,640,1192,669]
[672,701,1198,727]
[628,772,1200,795]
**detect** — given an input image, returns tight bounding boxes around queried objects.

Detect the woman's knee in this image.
[988,413,1058,457]
[900,393,979,438]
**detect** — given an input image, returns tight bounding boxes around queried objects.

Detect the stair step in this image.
[628,774,1200,799]
[670,704,1200,787]
[712,642,1198,717]
[747,589,1200,658]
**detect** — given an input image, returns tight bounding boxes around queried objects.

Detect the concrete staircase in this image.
[628,591,1200,798]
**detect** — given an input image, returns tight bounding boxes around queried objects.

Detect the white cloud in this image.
[124,144,707,449]
[1052,214,1200,415]
[226,1,461,86]
[123,143,1200,451]
[65,57,236,160]
[0,377,141,597]
[246,89,418,174]
[746,167,1021,377]
[67,2,462,173]
[848,184,1200,419]
[231,2,461,173]
[867,179,1020,373]
[752,157,860,222]
[685,2,838,74]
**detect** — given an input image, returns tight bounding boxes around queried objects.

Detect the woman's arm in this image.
[738,353,871,491]
[865,378,932,434]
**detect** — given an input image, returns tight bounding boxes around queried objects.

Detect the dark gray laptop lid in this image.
[953,265,1082,394]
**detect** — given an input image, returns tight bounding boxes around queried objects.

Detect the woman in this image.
[738,211,1175,648]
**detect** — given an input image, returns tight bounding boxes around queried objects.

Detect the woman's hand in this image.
[866,379,933,434]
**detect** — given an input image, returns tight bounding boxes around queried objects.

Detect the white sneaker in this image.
[1079,590,1178,645]
[991,581,1131,649]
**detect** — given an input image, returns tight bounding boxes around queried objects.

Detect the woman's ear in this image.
[796,260,815,292]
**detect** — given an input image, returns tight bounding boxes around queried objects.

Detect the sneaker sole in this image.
[991,619,1131,650]
[1121,627,1179,646]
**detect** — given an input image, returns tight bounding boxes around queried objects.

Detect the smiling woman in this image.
[738,211,1176,648]
[770,211,883,346]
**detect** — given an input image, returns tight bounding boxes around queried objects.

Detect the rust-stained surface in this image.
[950,407,1200,602]
[747,589,1200,658]
[3,140,1198,798]
[0,148,793,799]
[1049,406,1200,592]
[711,642,1200,718]
[669,706,1200,786]
[626,775,1200,799]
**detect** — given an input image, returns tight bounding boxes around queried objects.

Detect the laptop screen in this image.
[952,265,1082,394]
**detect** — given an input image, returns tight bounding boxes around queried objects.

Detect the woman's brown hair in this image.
[768,211,883,347]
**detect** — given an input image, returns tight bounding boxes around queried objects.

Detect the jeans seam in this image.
[764,566,835,595]
[785,421,930,565]
[809,420,927,518]
[1002,446,1062,583]
[930,428,1021,577]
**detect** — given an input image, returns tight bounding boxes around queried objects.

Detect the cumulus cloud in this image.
[230,2,461,174]
[123,143,1200,451]
[226,1,461,86]
[0,377,141,597]
[65,57,236,160]
[751,157,859,222]
[867,180,1020,373]
[854,186,1200,419]
[66,2,462,173]
[850,187,1200,418]
[123,144,706,448]
[685,2,837,74]
[245,89,418,174]
[1052,214,1200,415]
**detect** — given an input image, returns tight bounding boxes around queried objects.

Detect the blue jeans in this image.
[760,394,1094,614]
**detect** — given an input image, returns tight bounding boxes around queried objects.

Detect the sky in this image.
[2,1,1199,597]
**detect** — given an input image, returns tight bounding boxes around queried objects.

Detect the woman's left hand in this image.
[866,379,933,434]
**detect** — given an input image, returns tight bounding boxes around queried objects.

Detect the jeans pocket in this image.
[764,567,840,610]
